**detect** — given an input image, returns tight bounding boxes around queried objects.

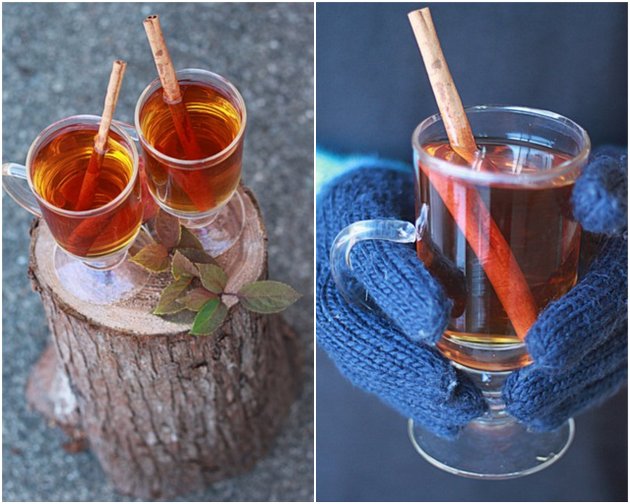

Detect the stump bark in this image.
[25,186,302,499]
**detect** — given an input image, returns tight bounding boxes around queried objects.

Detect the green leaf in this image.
[153,276,192,315]
[197,263,228,294]
[130,243,170,272]
[154,209,181,249]
[177,247,216,265]
[176,288,217,312]
[238,281,301,314]
[171,250,198,279]
[177,227,204,251]
[190,299,228,336]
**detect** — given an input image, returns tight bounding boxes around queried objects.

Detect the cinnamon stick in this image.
[408,7,537,340]
[143,14,213,212]
[64,212,119,258]
[143,15,204,159]
[75,60,127,211]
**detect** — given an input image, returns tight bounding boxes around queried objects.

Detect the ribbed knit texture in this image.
[505,322,628,431]
[318,275,486,438]
[316,148,627,436]
[524,236,627,371]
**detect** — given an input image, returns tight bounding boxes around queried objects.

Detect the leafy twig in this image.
[131,209,301,336]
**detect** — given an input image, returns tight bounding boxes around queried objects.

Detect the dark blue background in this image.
[316,2,628,501]
[317,2,627,160]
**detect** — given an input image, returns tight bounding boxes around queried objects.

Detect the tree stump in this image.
[25,186,302,499]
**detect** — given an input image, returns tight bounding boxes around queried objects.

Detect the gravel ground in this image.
[2,3,313,501]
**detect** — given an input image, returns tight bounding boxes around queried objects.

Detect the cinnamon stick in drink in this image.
[142,14,212,211]
[35,124,142,259]
[143,15,204,159]
[75,60,127,211]
[408,7,538,340]
[66,60,132,257]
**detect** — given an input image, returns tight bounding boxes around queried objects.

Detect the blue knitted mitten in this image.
[504,147,628,430]
[316,147,627,438]
[317,163,485,439]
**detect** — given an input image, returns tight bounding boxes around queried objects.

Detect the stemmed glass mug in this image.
[330,105,590,478]
[3,115,150,304]
[135,68,247,256]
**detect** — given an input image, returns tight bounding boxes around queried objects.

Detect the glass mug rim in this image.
[24,114,140,218]
[134,67,248,169]
[412,104,591,186]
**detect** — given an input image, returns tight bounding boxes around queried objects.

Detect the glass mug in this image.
[3,115,150,304]
[331,105,590,478]
[135,68,247,256]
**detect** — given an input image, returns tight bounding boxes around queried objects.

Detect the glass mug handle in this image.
[2,163,41,217]
[329,204,429,311]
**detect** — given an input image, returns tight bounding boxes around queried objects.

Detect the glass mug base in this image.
[54,246,150,305]
[408,416,575,479]
[180,190,245,257]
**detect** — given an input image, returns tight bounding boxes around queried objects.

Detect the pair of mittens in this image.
[317,147,627,438]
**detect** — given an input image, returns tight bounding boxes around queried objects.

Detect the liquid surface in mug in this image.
[416,141,581,371]
[31,126,142,258]
[139,80,243,214]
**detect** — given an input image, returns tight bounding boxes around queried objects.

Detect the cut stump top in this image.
[30,186,267,336]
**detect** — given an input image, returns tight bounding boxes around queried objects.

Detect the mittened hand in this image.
[316,163,485,438]
[503,147,628,430]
